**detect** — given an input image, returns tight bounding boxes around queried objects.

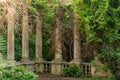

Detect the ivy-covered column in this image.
[35,11,44,73]
[35,12,43,61]
[6,1,15,62]
[21,1,35,71]
[71,12,82,64]
[22,2,29,62]
[54,7,63,61]
[51,3,63,75]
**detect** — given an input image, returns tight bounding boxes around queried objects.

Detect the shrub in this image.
[0,66,38,80]
[62,64,83,77]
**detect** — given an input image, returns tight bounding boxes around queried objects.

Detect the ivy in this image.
[72,0,120,68]
[72,0,120,44]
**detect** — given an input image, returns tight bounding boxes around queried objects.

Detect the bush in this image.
[0,66,38,80]
[62,64,83,77]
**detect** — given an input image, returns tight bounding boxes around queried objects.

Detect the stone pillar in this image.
[22,2,29,62]
[35,12,43,61]
[51,4,63,75]
[51,61,63,75]
[71,12,81,64]
[35,12,44,73]
[54,16,62,61]
[6,3,15,62]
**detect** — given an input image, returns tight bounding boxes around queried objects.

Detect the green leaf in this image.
[28,6,37,12]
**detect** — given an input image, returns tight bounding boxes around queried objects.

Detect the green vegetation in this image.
[0,52,38,80]
[92,75,117,80]
[73,0,120,78]
[0,35,6,58]
[73,0,120,63]
[1,0,120,79]
[0,66,38,80]
[62,64,83,77]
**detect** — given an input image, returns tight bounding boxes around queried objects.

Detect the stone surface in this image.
[51,60,64,75]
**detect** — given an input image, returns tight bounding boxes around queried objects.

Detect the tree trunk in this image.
[22,2,29,61]
[35,12,43,61]
[6,4,15,61]
[72,12,81,63]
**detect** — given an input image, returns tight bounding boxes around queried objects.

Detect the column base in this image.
[35,58,45,73]
[21,60,35,71]
[51,58,64,75]
[21,58,29,63]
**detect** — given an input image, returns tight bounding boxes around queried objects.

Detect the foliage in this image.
[0,66,38,80]
[72,0,120,74]
[62,64,83,77]
[28,6,37,12]
[91,60,109,73]
[23,0,32,3]
[92,74,117,80]
[72,0,120,44]
[97,47,120,74]
[0,53,10,68]
[0,53,38,80]
[29,32,36,60]
[29,0,56,61]
[1,0,120,77]
[15,29,22,61]
[0,35,6,58]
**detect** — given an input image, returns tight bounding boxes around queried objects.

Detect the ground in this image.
[38,74,80,80]
[38,77,80,80]
[38,74,91,80]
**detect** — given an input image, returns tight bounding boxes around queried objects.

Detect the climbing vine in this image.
[72,0,120,74]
